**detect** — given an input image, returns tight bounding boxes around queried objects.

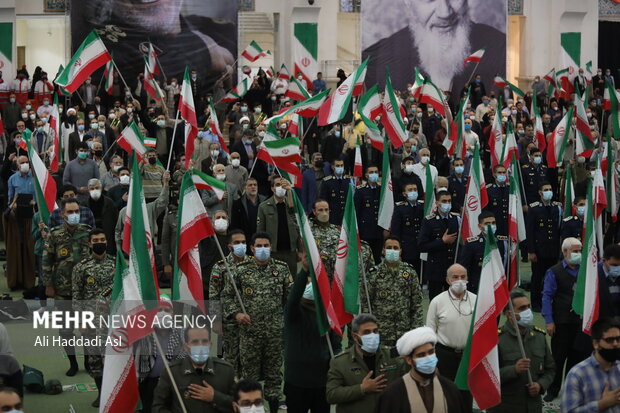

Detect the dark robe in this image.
[377,374,466,413]
[3,210,35,289]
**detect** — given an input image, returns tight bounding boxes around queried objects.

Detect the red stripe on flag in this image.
[62,52,111,93]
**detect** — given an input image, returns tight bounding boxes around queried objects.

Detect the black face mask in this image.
[314,160,324,169]
[92,243,107,255]
[148,157,157,165]
[412,128,420,133]
[94,150,103,157]
[598,347,620,362]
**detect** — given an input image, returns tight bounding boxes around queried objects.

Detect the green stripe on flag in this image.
[294,23,318,59]
[561,32,581,66]
[0,23,13,60]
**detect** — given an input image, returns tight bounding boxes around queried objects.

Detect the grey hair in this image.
[351,313,378,333]
[88,178,101,187]
[562,237,582,252]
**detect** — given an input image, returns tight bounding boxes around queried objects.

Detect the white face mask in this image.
[231,159,240,167]
[213,218,229,232]
[450,280,468,295]
[404,164,415,173]
[89,189,102,200]
[216,173,226,181]
[20,163,30,173]
[119,175,130,185]
[210,150,219,157]
[239,406,265,413]
[275,186,287,198]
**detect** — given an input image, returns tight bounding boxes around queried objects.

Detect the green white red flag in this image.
[573,93,595,157]
[563,166,575,219]
[173,171,215,309]
[278,89,329,118]
[292,191,342,336]
[222,78,250,102]
[209,100,229,153]
[419,79,447,116]
[143,58,162,102]
[147,43,161,75]
[489,99,503,168]
[508,154,525,291]
[55,31,111,93]
[103,59,114,95]
[424,166,436,216]
[381,70,408,148]
[48,93,61,172]
[604,81,620,138]
[531,93,546,152]
[559,32,580,97]
[493,75,525,97]
[278,63,290,80]
[190,168,226,200]
[318,58,368,126]
[455,226,509,409]
[353,136,363,179]
[23,129,57,223]
[358,85,384,151]
[285,75,311,101]
[572,180,599,335]
[332,184,360,327]
[256,127,303,186]
[410,67,425,99]
[179,67,198,168]
[501,121,519,169]
[463,48,485,65]
[445,90,469,158]
[606,140,618,223]
[378,136,394,230]
[241,40,271,62]
[461,143,488,240]
[546,106,574,167]
[293,23,318,91]
[117,121,148,161]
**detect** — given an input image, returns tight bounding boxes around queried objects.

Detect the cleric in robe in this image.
[362,0,506,97]
[70,0,237,95]
[377,327,467,413]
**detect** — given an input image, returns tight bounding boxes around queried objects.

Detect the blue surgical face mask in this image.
[533,156,542,165]
[302,283,314,300]
[464,123,472,131]
[66,213,80,226]
[454,166,464,175]
[335,166,344,175]
[569,252,582,265]
[77,124,85,131]
[484,99,490,105]
[232,243,246,258]
[359,333,380,354]
[189,345,210,364]
[414,354,438,375]
[542,190,553,202]
[368,173,379,183]
[496,174,507,184]
[517,308,533,327]
[411,144,417,152]
[407,191,418,202]
[335,131,341,138]
[385,249,400,263]
[439,203,452,214]
[577,206,586,217]
[254,247,271,261]
[608,265,620,277]
[490,224,497,234]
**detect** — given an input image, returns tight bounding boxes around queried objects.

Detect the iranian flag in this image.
[593,159,608,257]
[332,184,360,327]
[573,93,595,157]
[23,129,57,223]
[103,59,114,95]
[222,78,250,102]
[424,165,436,216]
[378,136,394,230]
[55,30,111,93]
[179,67,198,168]
[143,59,162,101]
[318,58,368,126]
[0,23,13,81]
[489,100,504,168]
[546,106,574,168]
[501,121,519,169]
[559,32,580,96]
[493,75,525,97]
[209,100,229,153]
[606,140,618,223]
[278,89,329,118]
[419,79,447,116]
[464,48,485,65]
[572,181,599,335]
[508,155,526,291]
[358,85,384,151]
[257,127,302,186]
[531,93,546,152]
[563,166,575,219]
[461,143,488,240]
[293,23,318,91]
[353,136,363,179]
[173,171,215,309]
[292,191,342,336]
[585,61,593,82]
[445,91,469,158]
[190,168,226,200]
[48,93,61,172]
[456,226,509,410]
[278,63,290,80]
[543,68,557,88]
[147,43,161,75]
[53,64,71,96]
[241,40,271,62]
[117,121,148,161]
[410,67,425,99]
[605,81,620,138]
[381,71,408,148]
[285,75,311,101]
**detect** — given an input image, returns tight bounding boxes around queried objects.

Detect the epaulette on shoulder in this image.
[529,202,540,208]
[450,212,460,216]
[79,257,90,263]
[334,351,347,358]
[522,163,530,168]
[486,183,495,189]
[563,216,575,222]
[324,176,333,181]
[396,201,406,206]
[356,184,366,189]
[553,202,563,207]
[212,357,233,368]
[237,260,252,267]
[50,226,63,233]
[215,259,225,265]
[533,326,546,335]
[496,235,508,241]
[498,328,504,334]
[467,236,479,243]
[273,258,288,266]
[425,213,436,220]
[418,199,424,204]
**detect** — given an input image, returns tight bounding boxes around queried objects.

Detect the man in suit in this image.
[67,118,87,161]
[200,142,228,176]
[230,177,266,242]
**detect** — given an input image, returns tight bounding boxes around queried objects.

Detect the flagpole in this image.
[166,110,181,171]
[506,297,534,384]
[359,257,372,314]
[95,71,104,95]
[325,335,335,359]
[464,61,482,89]
[212,236,248,314]
[151,332,189,413]
[113,60,137,101]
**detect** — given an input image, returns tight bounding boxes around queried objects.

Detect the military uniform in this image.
[71,253,115,378]
[326,345,408,413]
[526,201,562,310]
[418,212,461,300]
[354,183,382,263]
[319,175,352,225]
[222,257,292,402]
[390,200,424,273]
[310,219,341,282]
[160,206,178,270]
[364,260,423,344]
[458,234,508,294]
[486,183,510,236]
[448,174,467,212]
[560,215,583,241]
[209,253,251,373]
[151,356,235,413]
[521,162,548,205]
[488,322,555,413]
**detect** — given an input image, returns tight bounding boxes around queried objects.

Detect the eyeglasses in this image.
[602,336,620,344]
[1,403,23,411]
[238,399,264,407]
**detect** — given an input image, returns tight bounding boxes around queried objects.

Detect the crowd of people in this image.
[0,62,620,413]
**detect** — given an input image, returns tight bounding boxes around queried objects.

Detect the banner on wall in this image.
[70,0,238,98]
[361,0,506,98]
[294,23,318,92]
[0,22,13,79]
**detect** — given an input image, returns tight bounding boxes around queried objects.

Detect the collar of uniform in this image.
[502,319,530,337]
[182,356,215,375]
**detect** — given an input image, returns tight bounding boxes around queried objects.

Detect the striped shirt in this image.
[561,355,620,412]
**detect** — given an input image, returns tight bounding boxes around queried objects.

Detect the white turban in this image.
[239,116,250,124]
[396,326,437,356]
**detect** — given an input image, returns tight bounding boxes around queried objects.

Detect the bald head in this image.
[446,264,467,283]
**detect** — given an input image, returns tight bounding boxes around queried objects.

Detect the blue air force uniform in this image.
[390,200,424,274]
[354,183,382,264]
